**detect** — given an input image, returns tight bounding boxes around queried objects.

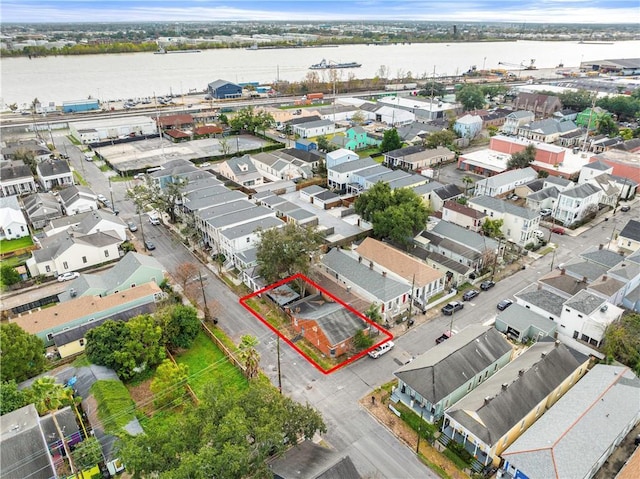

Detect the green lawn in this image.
[0,236,34,254]
[73,171,88,186]
[175,331,247,397]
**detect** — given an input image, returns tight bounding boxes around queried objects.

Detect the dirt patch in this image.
[127,378,155,417]
[361,390,469,479]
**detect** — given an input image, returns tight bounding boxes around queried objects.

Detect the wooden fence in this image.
[200,321,247,375]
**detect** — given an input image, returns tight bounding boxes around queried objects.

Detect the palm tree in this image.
[238,335,260,380]
[461,176,474,196]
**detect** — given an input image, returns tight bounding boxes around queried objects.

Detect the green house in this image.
[576,107,610,129]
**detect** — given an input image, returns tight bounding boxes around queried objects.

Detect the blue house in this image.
[295,139,317,152]
[207,79,242,100]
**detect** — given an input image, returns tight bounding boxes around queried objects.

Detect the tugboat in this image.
[309,59,361,70]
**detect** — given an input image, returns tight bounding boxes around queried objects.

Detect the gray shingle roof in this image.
[564,289,605,315]
[220,216,284,240]
[0,163,34,180]
[580,247,625,269]
[433,184,463,201]
[321,248,409,303]
[330,157,377,174]
[475,167,537,189]
[619,219,640,242]
[502,365,640,479]
[395,325,512,403]
[516,286,566,317]
[469,195,539,220]
[431,220,498,252]
[297,119,334,130]
[446,340,589,447]
[527,186,559,202]
[37,159,71,177]
[561,182,601,199]
[496,303,557,335]
[563,260,609,282]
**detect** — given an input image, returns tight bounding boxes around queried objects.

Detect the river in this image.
[1,40,639,108]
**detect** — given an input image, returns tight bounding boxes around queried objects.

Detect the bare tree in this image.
[173,262,199,293]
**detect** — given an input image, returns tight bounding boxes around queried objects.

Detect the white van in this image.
[84,152,94,161]
[368,340,395,359]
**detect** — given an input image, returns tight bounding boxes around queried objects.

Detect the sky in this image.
[1,0,638,24]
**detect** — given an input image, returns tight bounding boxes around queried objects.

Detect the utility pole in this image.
[198,270,210,321]
[415,408,424,453]
[277,336,282,393]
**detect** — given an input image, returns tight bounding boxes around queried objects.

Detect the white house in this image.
[0,163,37,197]
[69,116,158,144]
[292,119,335,139]
[26,230,123,277]
[218,216,285,268]
[453,114,483,139]
[561,290,623,347]
[218,155,263,188]
[502,111,535,135]
[617,219,640,253]
[58,185,98,216]
[326,148,359,168]
[554,183,602,227]
[468,196,541,247]
[36,160,74,191]
[441,200,486,233]
[473,167,538,197]
[327,157,378,191]
[0,195,29,240]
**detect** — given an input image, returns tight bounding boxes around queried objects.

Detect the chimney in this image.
[555,340,560,347]
[484,397,492,405]
[541,352,547,358]
[599,244,603,250]
[369,262,373,270]
[501,383,508,391]
[582,276,588,283]
[382,271,387,277]
[560,268,565,275]
[537,283,542,290]
[602,275,607,282]
[518,369,525,376]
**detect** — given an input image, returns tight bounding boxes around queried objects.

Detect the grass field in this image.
[175,331,247,397]
[0,236,34,254]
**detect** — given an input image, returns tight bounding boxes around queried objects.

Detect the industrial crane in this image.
[498,59,537,70]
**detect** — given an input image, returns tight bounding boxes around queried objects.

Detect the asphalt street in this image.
[55,133,636,478]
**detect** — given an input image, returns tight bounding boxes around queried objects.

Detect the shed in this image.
[207,79,242,100]
[296,139,318,152]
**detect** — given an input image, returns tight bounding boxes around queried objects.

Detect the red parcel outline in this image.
[239,272,394,374]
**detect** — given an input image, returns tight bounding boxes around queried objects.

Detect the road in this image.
[53,131,637,478]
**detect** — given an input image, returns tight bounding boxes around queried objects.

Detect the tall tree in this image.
[559,89,594,111]
[72,437,104,470]
[380,128,402,153]
[156,304,200,350]
[0,380,26,415]
[423,130,457,149]
[256,223,323,284]
[85,320,130,371]
[355,183,429,247]
[456,84,486,110]
[507,144,537,169]
[119,378,326,479]
[23,376,75,416]
[126,175,187,224]
[461,176,474,196]
[237,335,260,380]
[482,218,505,239]
[0,323,45,382]
[596,115,619,136]
[0,264,20,289]
[603,313,640,375]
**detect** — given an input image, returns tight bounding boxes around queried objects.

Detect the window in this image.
[46,333,53,341]
[130,284,136,288]
[578,314,583,318]
[63,261,68,269]
[45,265,51,272]
[82,256,87,264]
[79,339,85,346]
[7,228,11,235]
[520,419,526,431]
[104,250,109,258]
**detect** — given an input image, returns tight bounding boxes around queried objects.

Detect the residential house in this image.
[442,339,590,468]
[377,96,459,122]
[58,185,98,216]
[394,325,513,423]
[554,182,602,227]
[285,293,369,358]
[26,229,123,278]
[396,121,445,143]
[0,195,29,240]
[22,192,63,229]
[578,159,612,183]
[57,251,166,302]
[579,160,635,201]
[218,155,263,188]
[147,159,202,189]
[501,365,640,479]
[515,284,567,324]
[36,160,73,191]
[327,157,377,191]
[513,178,545,199]
[11,283,163,356]
[442,200,486,233]
[0,162,37,197]
[468,196,541,247]
[453,114,483,139]
[561,289,623,347]
[326,148,359,168]
[494,303,557,343]
[252,152,309,182]
[416,220,500,272]
[1,139,52,163]
[557,128,587,148]
[502,111,535,135]
[430,184,463,212]
[407,247,475,288]
[218,216,285,269]
[473,167,537,197]
[552,109,578,122]
[384,145,455,171]
[516,119,580,143]
[1,404,71,479]
[294,139,317,152]
[612,250,640,312]
[346,126,375,150]
[590,150,640,185]
[355,237,445,304]
[61,209,128,241]
[576,107,611,129]
[194,195,252,244]
[320,248,411,322]
[293,119,335,139]
[207,79,242,99]
[618,219,640,252]
[514,93,562,117]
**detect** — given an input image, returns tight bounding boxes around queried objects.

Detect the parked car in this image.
[133,173,145,180]
[533,230,545,240]
[441,301,464,315]
[127,221,137,232]
[462,289,480,301]
[200,162,211,168]
[149,216,161,225]
[540,208,553,216]
[57,271,79,282]
[368,341,395,359]
[551,226,565,235]
[480,280,495,291]
[497,299,513,311]
[435,330,453,345]
[144,240,156,251]
[97,194,107,203]
[620,205,631,212]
